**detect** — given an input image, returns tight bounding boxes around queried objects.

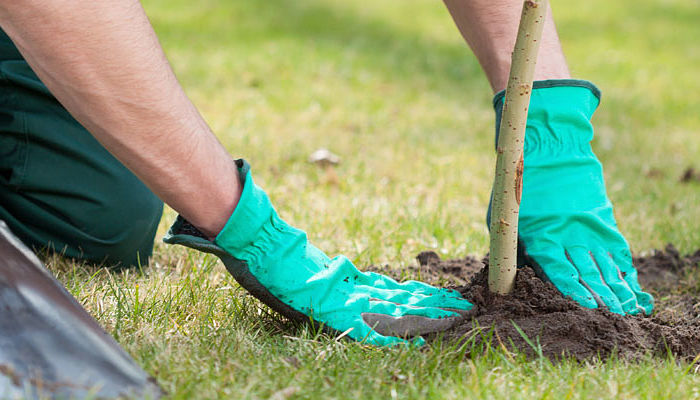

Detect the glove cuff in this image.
[493,79,602,153]
[213,159,277,252]
[493,79,601,111]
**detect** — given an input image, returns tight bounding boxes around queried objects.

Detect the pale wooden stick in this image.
[488,0,548,295]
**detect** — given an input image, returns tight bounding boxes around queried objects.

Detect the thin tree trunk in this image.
[488,0,548,294]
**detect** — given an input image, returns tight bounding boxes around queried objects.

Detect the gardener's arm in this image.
[442,0,654,315]
[0,0,240,238]
[0,0,473,345]
[443,0,569,93]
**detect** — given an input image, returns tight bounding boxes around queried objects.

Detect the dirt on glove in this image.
[369,246,700,361]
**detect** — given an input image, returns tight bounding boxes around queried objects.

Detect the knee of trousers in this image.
[0,180,164,269]
[76,186,165,268]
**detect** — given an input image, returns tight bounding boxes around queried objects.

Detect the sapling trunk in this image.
[488,0,548,295]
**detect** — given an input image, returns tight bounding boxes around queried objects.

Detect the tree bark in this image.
[488,0,548,295]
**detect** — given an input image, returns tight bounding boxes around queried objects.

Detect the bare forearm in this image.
[0,0,239,237]
[442,0,570,92]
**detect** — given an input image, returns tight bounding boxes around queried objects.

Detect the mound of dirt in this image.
[446,264,700,361]
[370,247,700,361]
[366,251,484,287]
[634,244,700,289]
[634,245,700,327]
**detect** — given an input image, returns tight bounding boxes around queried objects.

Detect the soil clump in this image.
[634,245,700,327]
[680,167,700,183]
[371,246,700,361]
[448,263,700,361]
[366,251,484,287]
[634,244,700,289]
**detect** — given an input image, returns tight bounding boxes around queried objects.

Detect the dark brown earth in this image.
[367,250,484,287]
[635,244,700,289]
[635,245,700,327]
[369,246,700,361]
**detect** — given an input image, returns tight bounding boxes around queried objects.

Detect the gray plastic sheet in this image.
[0,221,163,399]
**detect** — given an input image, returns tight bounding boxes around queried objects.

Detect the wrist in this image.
[213,159,276,251]
[493,79,602,154]
[493,79,601,110]
[186,160,244,240]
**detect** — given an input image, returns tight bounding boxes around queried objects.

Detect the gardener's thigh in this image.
[0,30,163,268]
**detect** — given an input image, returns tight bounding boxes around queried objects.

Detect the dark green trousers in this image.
[0,30,163,267]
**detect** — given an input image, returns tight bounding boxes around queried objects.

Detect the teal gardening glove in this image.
[165,160,473,346]
[490,79,653,315]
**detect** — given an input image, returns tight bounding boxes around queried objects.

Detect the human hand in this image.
[489,80,653,315]
[165,160,473,346]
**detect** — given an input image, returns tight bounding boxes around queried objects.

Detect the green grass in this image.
[47,0,700,398]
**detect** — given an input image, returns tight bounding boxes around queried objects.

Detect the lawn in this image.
[49,0,700,398]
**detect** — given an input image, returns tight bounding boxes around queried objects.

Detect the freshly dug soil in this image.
[635,245,700,327]
[371,246,700,361]
[447,264,700,361]
[366,250,484,287]
[634,244,700,289]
